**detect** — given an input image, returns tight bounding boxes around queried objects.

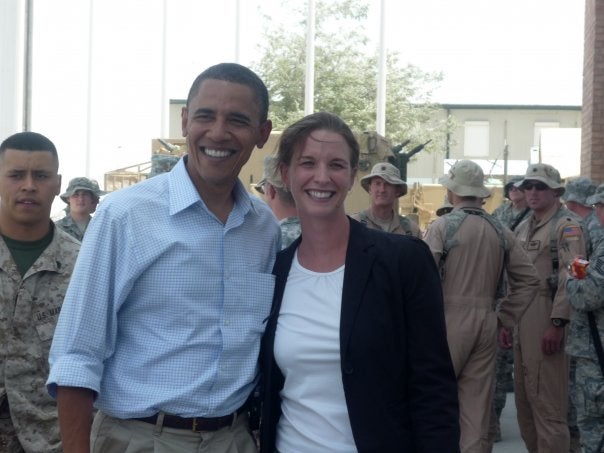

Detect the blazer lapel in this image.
[340,219,376,355]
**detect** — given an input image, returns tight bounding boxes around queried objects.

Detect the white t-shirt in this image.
[274,251,357,453]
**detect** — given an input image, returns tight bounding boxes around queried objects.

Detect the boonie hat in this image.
[517,163,565,195]
[561,176,596,205]
[60,177,106,203]
[587,183,604,205]
[438,160,491,198]
[254,155,284,194]
[360,162,408,197]
[503,176,524,199]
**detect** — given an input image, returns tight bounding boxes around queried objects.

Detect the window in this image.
[463,121,489,157]
[533,121,559,147]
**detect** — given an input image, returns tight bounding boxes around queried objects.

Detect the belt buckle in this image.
[192,417,199,433]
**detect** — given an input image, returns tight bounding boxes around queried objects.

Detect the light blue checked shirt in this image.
[47,157,280,418]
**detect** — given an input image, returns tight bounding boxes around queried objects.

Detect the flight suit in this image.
[514,203,585,453]
[424,203,539,453]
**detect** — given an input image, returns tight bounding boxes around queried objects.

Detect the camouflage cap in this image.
[586,182,604,205]
[561,176,596,205]
[254,155,283,194]
[438,160,491,198]
[518,163,565,195]
[60,177,106,203]
[503,175,524,199]
[360,162,408,197]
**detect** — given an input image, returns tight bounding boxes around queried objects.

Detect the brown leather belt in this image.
[134,406,245,432]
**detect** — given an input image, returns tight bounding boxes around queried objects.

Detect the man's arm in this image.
[57,386,95,453]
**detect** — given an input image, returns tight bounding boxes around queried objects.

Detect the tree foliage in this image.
[252,0,451,155]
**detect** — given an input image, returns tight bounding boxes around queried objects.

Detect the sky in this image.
[3,0,586,214]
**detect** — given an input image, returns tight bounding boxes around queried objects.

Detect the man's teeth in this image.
[204,148,232,158]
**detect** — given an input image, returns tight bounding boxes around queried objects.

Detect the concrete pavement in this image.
[493,392,528,453]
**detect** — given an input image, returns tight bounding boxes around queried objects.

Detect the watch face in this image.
[552,318,562,327]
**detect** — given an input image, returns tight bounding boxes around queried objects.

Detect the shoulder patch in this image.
[562,226,582,238]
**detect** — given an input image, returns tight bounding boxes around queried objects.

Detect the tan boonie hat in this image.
[438,160,491,198]
[586,183,604,205]
[60,177,106,203]
[254,155,284,194]
[561,176,596,205]
[518,163,565,195]
[360,162,408,197]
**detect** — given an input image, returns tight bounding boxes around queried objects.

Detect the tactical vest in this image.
[357,211,414,236]
[439,208,509,298]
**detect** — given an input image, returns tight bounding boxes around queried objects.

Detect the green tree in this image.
[252,0,451,157]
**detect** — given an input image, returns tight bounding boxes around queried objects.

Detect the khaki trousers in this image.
[445,304,497,453]
[91,410,257,453]
[515,294,570,453]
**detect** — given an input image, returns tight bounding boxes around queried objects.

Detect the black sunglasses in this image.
[523,181,549,191]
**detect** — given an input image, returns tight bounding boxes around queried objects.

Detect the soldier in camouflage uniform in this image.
[254,155,301,249]
[55,177,106,242]
[566,183,604,453]
[563,176,604,259]
[351,162,421,237]
[0,132,80,452]
[561,176,604,452]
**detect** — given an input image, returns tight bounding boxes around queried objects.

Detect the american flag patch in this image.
[562,226,581,237]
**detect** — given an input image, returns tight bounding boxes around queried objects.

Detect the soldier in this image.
[563,176,604,258]
[423,160,539,453]
[55,177,106,241]
[566,182,604,453]
[488,175,530,444]
[351,162,421,237]
[561,176,602,452]
[0,132,80,452]
[254,155,300,249]
[510,163,586,453]
[492,176,531,230]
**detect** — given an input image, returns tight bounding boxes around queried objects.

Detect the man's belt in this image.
[134,406,246,432]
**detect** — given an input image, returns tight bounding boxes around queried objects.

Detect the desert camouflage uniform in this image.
[351,209,422,237]
[279,217,301,250]
[566,239,604,453]
[0,227,80,453]
[55,214,86,242]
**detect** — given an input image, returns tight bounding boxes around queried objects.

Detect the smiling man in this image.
[0,131,80,453]
[47,63,281,453]
[351,162,421,237]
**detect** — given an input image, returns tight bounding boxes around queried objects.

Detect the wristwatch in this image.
[551,318,568,327]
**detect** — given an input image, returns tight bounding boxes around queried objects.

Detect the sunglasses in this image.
[522,181,549,191]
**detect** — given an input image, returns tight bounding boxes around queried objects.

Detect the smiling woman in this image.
[260,112,460,453]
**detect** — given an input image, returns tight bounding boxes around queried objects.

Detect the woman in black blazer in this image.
[259,112,459,453]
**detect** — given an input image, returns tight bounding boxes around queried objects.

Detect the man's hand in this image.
[541,325,565,355]
[499,327,513,349]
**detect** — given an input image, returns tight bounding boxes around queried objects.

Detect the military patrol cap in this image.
[60,177,106,203]
[503,176,524,199]
[517,163,565,195]
[438,160,491,198]
[586,182,604,205]
[561,176,596,205]
[360,162,408,197]
[254,155,284,194]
